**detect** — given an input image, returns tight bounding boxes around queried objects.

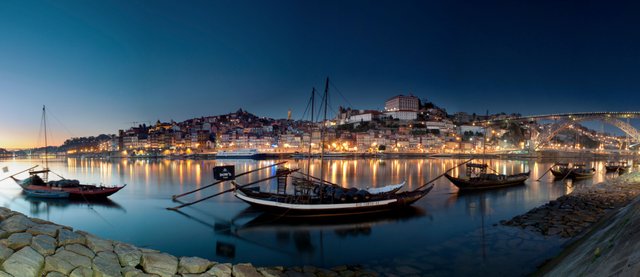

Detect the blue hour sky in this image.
[1,0,640,148]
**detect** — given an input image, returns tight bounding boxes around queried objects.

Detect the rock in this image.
[121,266,143,277]
[30,218,54,225]
[69,266,94,277]
[65,243,95,259]
[2,246,44,277]
[57,229,86,246]
[0,271,12,277]
[96,251,119,264]
[45,271,66,277]
[179,256,212,274]
[50,249,92,268]
[233,263,262,277]
[315,268,339,277]
[27,224,61,237]
[303,265,317,273]
[140,252,178,276]
[0,245,13,263]
[114,242,141,267]
[31,234,57,256]
[0,214,33,234]
[44,254,76,275]
[258,267,286,277]
[92,252,122,277]
[0,208,14,220]
[86,235,113,253]
[206,263,232,277]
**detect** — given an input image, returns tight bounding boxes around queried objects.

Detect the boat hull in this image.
[445,173,529,192]
[233,186,432,218]
[14,176,125,199]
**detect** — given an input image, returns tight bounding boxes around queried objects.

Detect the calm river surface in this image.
[0,157,625,275]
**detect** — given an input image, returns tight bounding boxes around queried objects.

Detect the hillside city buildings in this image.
[55,94,623,157]
[78,94,533,157]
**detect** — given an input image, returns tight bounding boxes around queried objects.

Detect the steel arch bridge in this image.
[489,112,640,149]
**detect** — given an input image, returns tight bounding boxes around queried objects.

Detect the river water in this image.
[0,157,625,275]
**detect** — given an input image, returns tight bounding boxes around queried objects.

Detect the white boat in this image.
[215,149,267,159]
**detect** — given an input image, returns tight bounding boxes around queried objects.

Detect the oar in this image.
[0,166,38,182]
[560,168,574,182]
[536,166,554,181]
[172,161,287,200]
[167,169,298,210]
[414,158,473,191]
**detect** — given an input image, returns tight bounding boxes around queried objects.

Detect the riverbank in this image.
[500,172,640,276]
[0,207,375,277]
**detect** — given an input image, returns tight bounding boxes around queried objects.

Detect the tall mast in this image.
[320,77,329,179]
[307,88,315,178]
[43,105,48,170]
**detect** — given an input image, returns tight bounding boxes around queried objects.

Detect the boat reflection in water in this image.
[178,205,428,263]
[23,196,126,216]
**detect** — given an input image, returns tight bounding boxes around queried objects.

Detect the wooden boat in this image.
[605,161,630,173]
[9,106,126,199]
[13,174,125,199]
[444,163,529,192]
[232,168,429,217]
[23,188,70,199]
[568,164,596,180]
[550,163,595,180]
[233,170,433,217]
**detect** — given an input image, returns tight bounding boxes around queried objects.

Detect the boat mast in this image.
[307,88,315,178]
[320,78,329,179]
[43,105,49,181]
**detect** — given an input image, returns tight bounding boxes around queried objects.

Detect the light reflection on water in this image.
[0,157,630,275]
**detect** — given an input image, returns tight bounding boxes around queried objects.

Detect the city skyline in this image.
[3,0,640,148]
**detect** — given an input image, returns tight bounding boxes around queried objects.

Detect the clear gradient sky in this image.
[2,0,640,148]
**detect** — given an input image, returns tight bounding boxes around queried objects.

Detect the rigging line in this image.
[299,92,312,122]
[47,108,77,139]
[329,80,354,108]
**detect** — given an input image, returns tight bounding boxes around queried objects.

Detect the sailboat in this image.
[231,78,433,217]
[10,106,126,199]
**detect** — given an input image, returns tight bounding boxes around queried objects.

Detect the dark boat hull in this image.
[605,166,629,173]
[14,176,125,199]
[445,173,529,191]
[570,170,595,180]
[233,186,432,218]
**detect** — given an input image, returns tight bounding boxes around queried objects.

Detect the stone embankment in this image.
[0,207,374,277]
[540,174,640,276]
[502,172,640,238]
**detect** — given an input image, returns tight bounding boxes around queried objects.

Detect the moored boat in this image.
[568,164,596,180]
[8,106,126,199]
[13,174,125,199]
[444,163,529,192]
[605,161,630,173]
[550,163,595,180]
[233,169,433,217]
